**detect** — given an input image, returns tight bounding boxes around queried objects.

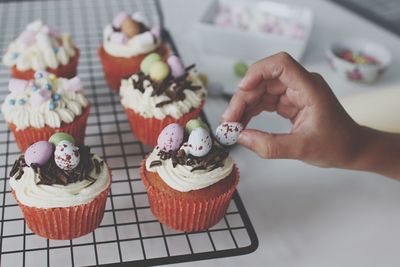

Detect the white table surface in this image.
[161,0,400,266]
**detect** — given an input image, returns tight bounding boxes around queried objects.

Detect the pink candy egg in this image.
[9,79,28,94]
[24,141,53,166]
[109,32,128,45]
[112,11,129,29]
[63,76,83,92]
[215,122,243,146]
[18,30,36,47]
[188,128,212,157]
[157,123,184,152]
[30,89,52,106]
[54,140,80,171]
[167,55,186,79]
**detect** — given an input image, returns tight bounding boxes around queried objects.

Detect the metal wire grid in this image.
[0,0,258,266]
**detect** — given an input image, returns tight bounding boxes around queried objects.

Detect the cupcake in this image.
[2,20,79,80]
[98,11,168,91]
[9,133,111,239]
[140,121,242,232]
[120,53,207,146]
[1,71,90,152]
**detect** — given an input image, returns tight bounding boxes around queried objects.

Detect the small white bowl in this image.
[326,39,392,83]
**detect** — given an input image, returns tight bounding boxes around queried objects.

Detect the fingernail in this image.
[238,76,248,88]
[221,107,231,121]
[237,131,250,146]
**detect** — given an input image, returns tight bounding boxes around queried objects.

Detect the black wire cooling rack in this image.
[0,0,258,266]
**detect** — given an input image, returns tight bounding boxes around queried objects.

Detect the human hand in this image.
[221,52,363,169]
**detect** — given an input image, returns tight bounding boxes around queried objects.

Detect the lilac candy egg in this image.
[167,55,185,79]
[157,123,184,152]
[188,128,212,157]
[54,140,80,171]
[215,122,243,146]
[30,89,52,106]
[24,141,53,167]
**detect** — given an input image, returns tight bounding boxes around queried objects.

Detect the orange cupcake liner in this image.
[9,105,90,152]
[124,101,204,147]
[11,48,80,80]
[12,176,111,240]
[140,159,240,232]
[98,44,169,92]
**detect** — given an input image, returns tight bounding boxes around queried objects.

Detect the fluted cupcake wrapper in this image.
[11,169,111,240]
[124,101,204,147]
[140,159,240,232]
[11,48,80,80]
[9,105,90,152]
[98,44,169,91]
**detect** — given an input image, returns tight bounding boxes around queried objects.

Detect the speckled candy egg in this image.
[54,140,80,171]
[215,122,243,146]
[157,123,184,152]
[24,141,53,166]
[188,128,212,157]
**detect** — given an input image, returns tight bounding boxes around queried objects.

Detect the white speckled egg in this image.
[54,140,80,171]
[215,122,243,146]
[188,128,212,157]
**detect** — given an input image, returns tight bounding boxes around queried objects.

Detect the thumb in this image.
[237,129,300,159]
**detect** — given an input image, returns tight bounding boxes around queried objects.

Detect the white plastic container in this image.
[196,0,314,62]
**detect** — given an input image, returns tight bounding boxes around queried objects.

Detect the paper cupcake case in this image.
[124,101,204,147]
[12,178,110,240]
[98,44,169,91]
[140,160,240,232]
[11,49,80,80]
[9,105,90,152]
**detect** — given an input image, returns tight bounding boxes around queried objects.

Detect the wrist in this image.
[350,126,400,179]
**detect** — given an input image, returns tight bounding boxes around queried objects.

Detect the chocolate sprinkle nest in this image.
[152,143,229,173]
[131,64,203,106]
[10,145,103,186]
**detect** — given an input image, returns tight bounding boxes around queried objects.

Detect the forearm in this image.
[350,126,400,179]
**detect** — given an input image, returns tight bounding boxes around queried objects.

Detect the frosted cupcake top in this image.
[103,11,161,58]
[146,121,243,192]
[9,133,110,208]
[1,71,89,130]
[120,53,206,120]
[2,20,77,71]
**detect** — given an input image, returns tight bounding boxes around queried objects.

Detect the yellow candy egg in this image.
[149,61,170,82]
[49,73,57,81]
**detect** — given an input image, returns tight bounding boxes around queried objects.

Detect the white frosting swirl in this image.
[1,77,89,130]
[145,146,234,192]
[10,156,110,208]
[120,72,207,120]
[2,20,76,71]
